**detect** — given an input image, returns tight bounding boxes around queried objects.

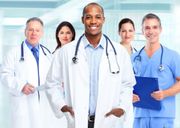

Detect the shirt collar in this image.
[82,34,105,49]
[25,40,39,51]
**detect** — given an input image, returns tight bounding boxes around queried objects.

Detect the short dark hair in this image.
[82,2,104,17]
[118,18,135,32]
[26,17,44,27]
[142,13,161,27]
[55,21,76,50]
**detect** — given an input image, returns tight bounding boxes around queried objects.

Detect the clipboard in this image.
[133,76,161,110]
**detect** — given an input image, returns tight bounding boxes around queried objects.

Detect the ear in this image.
[160,26,162,33]
[118,30,121,36]
[24,28,27,37]
[142,28,144,35]
[102,17,105,24]
[41,29,44,36]
[81,16,84,24]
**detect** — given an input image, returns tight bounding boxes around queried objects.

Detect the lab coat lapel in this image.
[39,46,51,86]
[68,40,89,128]
[95,41,122,128]
[23,43,39,87]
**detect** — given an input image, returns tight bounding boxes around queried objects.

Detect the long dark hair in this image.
[55,21,76,50]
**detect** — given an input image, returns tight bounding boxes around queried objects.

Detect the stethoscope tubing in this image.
[72,34,120,74]
[72,34,117,64]
[134,44,164,72]
[20,41,51,61]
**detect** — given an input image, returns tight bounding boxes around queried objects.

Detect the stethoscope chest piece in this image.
[19,57,24,62]
[159,64,164,72]
[72,56,78,64]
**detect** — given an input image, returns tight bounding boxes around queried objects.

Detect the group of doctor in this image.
[0,2,180,128]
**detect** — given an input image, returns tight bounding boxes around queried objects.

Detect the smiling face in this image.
[142,18,162,44]
[25,20,43,46]
[82,4,105,38]
[58,26,73,46]
[119,22,135,44]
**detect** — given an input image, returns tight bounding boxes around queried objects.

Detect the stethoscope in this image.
[133,47,137,53]
[19,41,51,61]
[72,34,120,74]
[133,44,164,72]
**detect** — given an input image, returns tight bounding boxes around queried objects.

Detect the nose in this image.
[148,27,154,33]
[31,29,37,35]
[126,32,129,36]
[62,33,66,36]
[90,17,97,24]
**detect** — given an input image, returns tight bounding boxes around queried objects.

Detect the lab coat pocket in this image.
[102,115,121,128]
[14,61,29,85]
[64,112,75,128]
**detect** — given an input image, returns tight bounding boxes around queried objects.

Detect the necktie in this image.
[31,47,40,101]
[31,47,39,64]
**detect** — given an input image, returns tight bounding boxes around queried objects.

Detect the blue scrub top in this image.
[131,45,180,118]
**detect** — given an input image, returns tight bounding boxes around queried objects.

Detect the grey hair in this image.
[142,13,161,27]
[26,17,44,27]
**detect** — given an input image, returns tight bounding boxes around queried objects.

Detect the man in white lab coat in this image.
[46,2,136,128]
[0,17,52,128]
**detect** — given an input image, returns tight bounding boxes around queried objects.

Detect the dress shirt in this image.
[82,35,105,115]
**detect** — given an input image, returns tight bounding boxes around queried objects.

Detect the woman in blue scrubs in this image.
[131,13,180,128]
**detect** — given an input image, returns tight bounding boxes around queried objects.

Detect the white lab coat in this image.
[46,35,136,128]
[122,45,137,128]
[0,42,52,128]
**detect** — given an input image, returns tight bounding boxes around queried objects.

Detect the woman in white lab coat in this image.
[118,18,136,128]
[0,17,52,128]
[47,21,76,127]
[45,3,136,128]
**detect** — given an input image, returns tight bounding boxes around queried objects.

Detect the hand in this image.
[22,83,35,95]
[133,94,140,103]
[151,90,164,101]
[61,105,74,117]
[105,108,124,118]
